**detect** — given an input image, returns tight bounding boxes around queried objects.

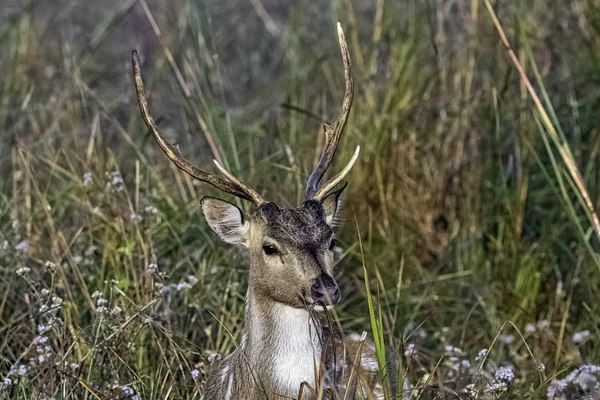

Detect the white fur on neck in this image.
[270,303,321,393]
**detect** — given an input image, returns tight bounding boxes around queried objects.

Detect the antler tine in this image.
[213,160,265,205]
[132,50,263,205]
[305,22,355,199]
[313,145,360,201]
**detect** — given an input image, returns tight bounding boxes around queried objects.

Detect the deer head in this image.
[132,23,358,311]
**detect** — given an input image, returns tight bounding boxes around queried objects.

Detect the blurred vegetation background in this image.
[1,0,600,398]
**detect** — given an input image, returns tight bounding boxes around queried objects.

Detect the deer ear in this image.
[322,182,348,226]
[201,197,249,245]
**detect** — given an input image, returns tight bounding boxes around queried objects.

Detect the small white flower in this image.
[537,320,550,330]
[144,205,158,214]
[37,324,47,334]
[463,383,476,397]
[33,336,47,344]
[16,267,30,276]
[444,345,462,354]
[111,173,123,187]
[404,343,416,357]
[92,206,102,215]
[538,363,545,372]
[187,275,199,285]
[111,306,122,314]
[43,262,58,274]
[96,298,108,306]
[84,245,97,256]
[476,348,487,361]
[70,363,80,370]
[91,291,102,298]
[122,385,135,395]
[191,368,200,379]
[572,330,591,344]
[96,306,108,313]
[41,288,50,296]
[176,282,192,291]
[15,240,30,252]
[495,366,515,383]
[129,213,141,221]
[546,384,557,398]
[83,172,93,187]
[161,284,174,294]
[106,171,125,192]
[485,381,507,393]
[148,263,158,273]
[17,365,27,375]
[525,323,536,334]
[499,334,514,345]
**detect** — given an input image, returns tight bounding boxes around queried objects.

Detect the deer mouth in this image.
[299,291,335,313]
[301,295,337,313]
[313,304,335,313]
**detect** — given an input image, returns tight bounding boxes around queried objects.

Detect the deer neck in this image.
[241,285,323,394]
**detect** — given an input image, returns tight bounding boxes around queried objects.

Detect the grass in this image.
[1,0,600,398]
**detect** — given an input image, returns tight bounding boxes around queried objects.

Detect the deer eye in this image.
[262,244,279,256]
[329,238,337,251]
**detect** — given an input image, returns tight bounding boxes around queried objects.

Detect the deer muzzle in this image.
[310,274,341,305]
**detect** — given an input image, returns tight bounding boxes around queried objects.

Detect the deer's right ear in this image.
[201,197,249,245]
[322,182,348,226]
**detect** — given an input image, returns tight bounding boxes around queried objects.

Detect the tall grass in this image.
[1,0,599,398]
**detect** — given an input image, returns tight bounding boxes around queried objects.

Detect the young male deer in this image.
[132,23,397,400]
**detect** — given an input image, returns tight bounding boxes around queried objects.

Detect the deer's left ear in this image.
[322,182,347,226]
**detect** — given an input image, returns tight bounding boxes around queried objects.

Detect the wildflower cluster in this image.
[572,330,591,344]
[401,326,529,398]
[121,385,139,400]
[547,364,600,399]
[399,320,600,398]
[162,275,199,294]
[83,171,93,187]
[129,204,160,223]
[91,291,122,316]
[3,271,72,389]
[105,170,124,192]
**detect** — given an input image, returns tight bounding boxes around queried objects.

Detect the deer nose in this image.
[311,274,341,305]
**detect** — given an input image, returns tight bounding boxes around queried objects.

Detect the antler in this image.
[132,50,265,206]
[306,23,360,201]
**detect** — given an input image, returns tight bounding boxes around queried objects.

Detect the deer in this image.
[132,23,397,400]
